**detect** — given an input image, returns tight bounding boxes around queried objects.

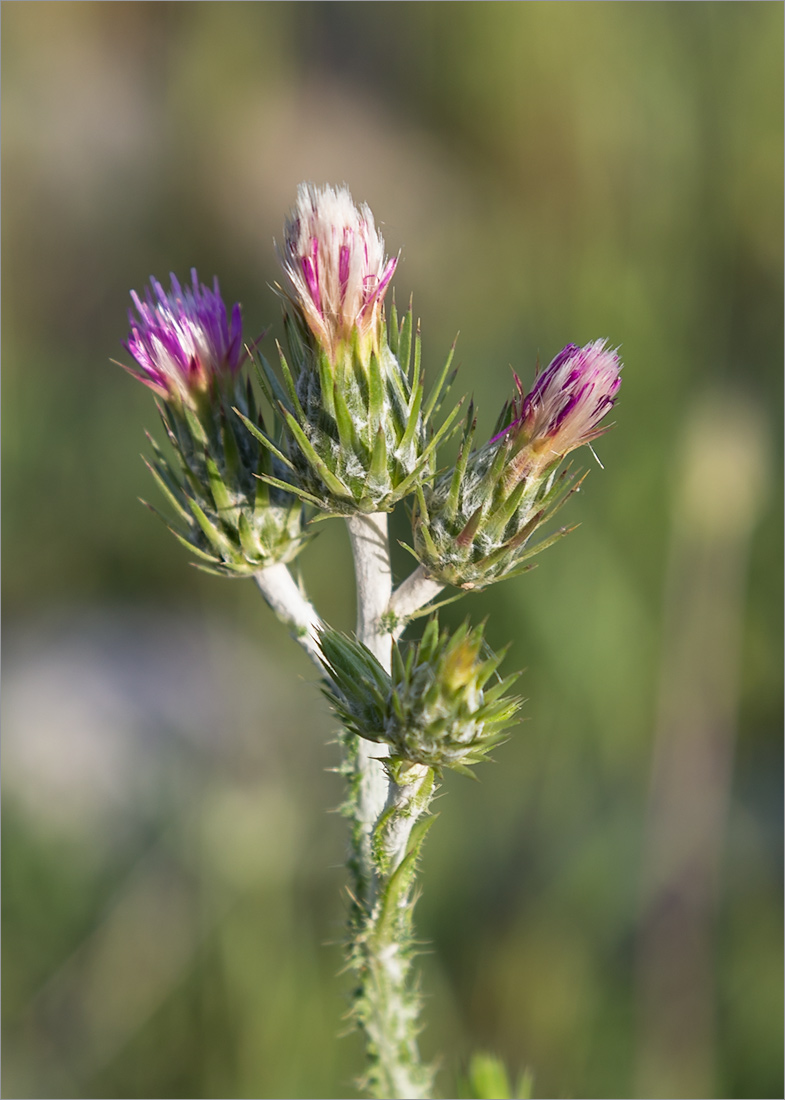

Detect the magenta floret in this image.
[123,269,244,403]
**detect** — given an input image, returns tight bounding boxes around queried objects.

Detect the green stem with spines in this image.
[348,760,437,1100]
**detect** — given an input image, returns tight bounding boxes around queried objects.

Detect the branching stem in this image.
[346,513,393,906]
[387,564,445,641]
[253,561,323,669]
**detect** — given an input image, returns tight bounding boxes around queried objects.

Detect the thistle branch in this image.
[253,561,323,669]
[387,564,445,642]
[345,512,393,909]
[351,762,437,1100]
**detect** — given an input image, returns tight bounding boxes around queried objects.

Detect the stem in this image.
[346,513,393,906]
[345,514,434,1098]
[346,513,394,668]
[353,763,436,1100]
[253,561,323,670]
[387,564,445,642]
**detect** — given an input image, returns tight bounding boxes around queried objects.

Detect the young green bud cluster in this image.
[320,618,522,777]
[257,184,461,514]
[124,272,306,575]
[413,341,622,589]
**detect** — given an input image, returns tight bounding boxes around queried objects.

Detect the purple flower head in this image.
[280,183,398,361]
[123,270,245,404]
[497,340,622,480]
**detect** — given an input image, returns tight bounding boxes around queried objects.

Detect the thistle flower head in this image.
[123,270,245,406]
[280,182,397,361]
[320,619,522,776]
[500,340,622,480]
[411,339,622,589]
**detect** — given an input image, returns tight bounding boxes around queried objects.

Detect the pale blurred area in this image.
[2,4,782,1098]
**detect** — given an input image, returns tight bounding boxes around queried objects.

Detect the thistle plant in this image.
[117,183,622,1099]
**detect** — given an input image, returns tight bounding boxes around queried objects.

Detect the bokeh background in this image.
[3,4,782,1098]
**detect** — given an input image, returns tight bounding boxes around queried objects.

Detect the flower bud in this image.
[320,619,522,777]
[120,270,306,576]
[280,182,397,364]
[411,341,622,589]
[255,182,461,514]
[123,270,245,410]
[498,340,622,483]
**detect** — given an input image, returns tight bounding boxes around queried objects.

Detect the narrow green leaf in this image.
[411,319,422,391]
[397,539,423,562]
[423,336,457,423]
[415,395,465,468]
[333,380,363,457]
[388,293,399,355]
[445,410,477,522]
[366,425,388,488]
[168,525,222,563]
[255,472,324,508]
[189,562,235,577]
[398,382,424,456]
[456,504,485,548]
[405,590,466,621]
[510,524,577,560]
[142,457,192,525]
[237,511,262,561]
[414,483,430,525]
[317,350,335,420]
[398,304,413,378]
[187,498,235,558]
[221,415,242,483]
[478,437,512,501]
[368,350,385,432]
[233,408,295,469]
[276,343,307,420]
[253,355,284,410]
[484,477,529,542]
[281,410,350,498]
[205,454,233,515]
[254,471,270,510]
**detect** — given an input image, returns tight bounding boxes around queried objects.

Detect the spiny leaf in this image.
[483,477,529,542]
[237,511,261,561]
[168,525,223,564]
[255,472,325,509]
[366,425,388,490]
[275,344,306,420]
[233,408,295,469]
[333,380,364,457]
[398,381,424,456]
[445,410,478,522]
[368,350,385,433]
[398,304,413,378]
[221,413,242,483]
[423,336,457,423]
[317,349,335,420]
[142,457,192,525]
[280,409,350,499]
[388,295,399,355]
[187,498,235,559]
[205,454,233,515]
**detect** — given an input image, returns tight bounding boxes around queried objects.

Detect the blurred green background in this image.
[2,3,782,1098]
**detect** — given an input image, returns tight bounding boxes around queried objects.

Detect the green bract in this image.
[145,379,306,577]
[249,301,462,515]
[320,617,522,777]
[411,401,584,589]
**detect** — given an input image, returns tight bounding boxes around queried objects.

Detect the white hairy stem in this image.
[346,513,394,895]
[379,763,432,874]
[253,562,323,669]
[346,512,394,668]
[387,564,445,641]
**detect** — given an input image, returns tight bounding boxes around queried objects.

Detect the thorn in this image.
[587,442,605,469]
